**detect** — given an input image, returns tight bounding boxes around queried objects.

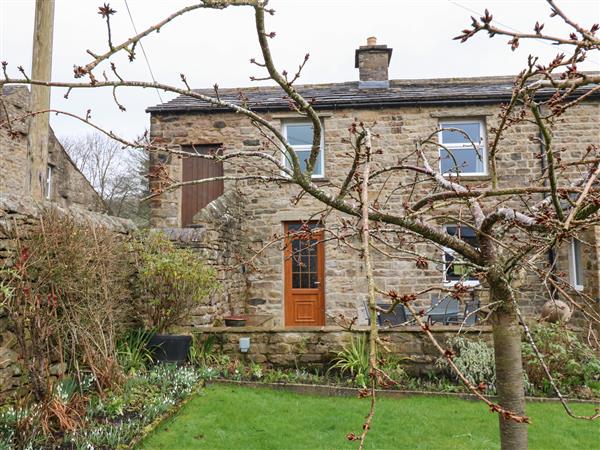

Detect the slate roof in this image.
[146,75,600,114]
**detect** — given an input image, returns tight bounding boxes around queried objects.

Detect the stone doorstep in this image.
[210,379,600,405]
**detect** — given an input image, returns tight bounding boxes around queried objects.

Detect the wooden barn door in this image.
[284,222,325,326]
[181,145,223,227]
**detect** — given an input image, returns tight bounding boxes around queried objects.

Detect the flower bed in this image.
[191,331,600,400]
[0,365,202,449]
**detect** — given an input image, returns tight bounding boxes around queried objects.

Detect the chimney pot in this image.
[366,36,377,46]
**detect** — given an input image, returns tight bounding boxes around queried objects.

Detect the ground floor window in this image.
[569,238,584,291]
[443,225,479,286]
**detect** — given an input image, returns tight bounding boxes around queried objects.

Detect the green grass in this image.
[140,385,599,450]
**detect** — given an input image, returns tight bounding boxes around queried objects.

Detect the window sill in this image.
[443,174,491,182]
[444,280,481,288]
[280,176,330,184]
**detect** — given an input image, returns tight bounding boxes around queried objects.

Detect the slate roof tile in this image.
[146,75,599,113]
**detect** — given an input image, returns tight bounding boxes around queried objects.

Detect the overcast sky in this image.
[1,0,599,140]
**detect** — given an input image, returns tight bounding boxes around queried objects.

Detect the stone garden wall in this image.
[0,194,134,399]
[161,190,250,328]
[193,325,492,374]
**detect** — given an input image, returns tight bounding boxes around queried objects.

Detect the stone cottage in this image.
[147,39,599,329]
[0,86,104,211]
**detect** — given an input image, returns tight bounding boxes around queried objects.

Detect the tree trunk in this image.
[490,282,528,450]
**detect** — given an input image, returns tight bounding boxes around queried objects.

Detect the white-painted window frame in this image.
[281,120,325,179]
[438,118,488,177]
[442,224,480,287]
[568,238,584,291]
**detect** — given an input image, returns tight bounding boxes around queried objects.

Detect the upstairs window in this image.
[282,121,324,178]
[438,120,487,176]
[569,238,584,291]
[443,225,479,286]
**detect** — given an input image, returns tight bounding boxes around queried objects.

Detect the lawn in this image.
[140,384,599,450]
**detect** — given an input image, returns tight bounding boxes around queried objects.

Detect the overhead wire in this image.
[123,0,164,103]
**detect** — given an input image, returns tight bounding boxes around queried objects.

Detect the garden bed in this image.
[0,365,203,449]
[192,330,600,401]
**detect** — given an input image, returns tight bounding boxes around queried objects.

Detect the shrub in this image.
[437,336,496,392]
[132,231,219,333]
[522,323,600,396]
[380,355,409,385]
[117,328,154,375]
[0,210,132,400]
[189,334,219,366]
[328,334,370,387]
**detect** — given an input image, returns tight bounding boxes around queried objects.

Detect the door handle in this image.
[313,281,320,286]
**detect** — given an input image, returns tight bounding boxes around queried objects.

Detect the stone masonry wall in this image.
[193,326,492,374]
[160,190,250,328]
[150,99,600,327]
[0,194,134,399]
[1,86,105,212]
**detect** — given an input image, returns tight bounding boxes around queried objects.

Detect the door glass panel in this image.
[309,271,318,288]
[288,223,321,290]
[301,248,309,270]
[287,222,318,232]
[309,255,317,274]
[292,273,300,288]
[300,273,309,288]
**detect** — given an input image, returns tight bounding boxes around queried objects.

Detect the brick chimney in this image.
[355,37,393,88]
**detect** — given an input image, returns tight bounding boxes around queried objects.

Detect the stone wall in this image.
[160,190,250,327]
[0,194,134,399]
[193,325,492,374]
[0,86,105,212]
[149,98,600,327]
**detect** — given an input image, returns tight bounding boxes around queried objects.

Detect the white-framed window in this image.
[568,238,584,291]
[45,164,53,200]
[281,120,325,178]
[438,119,487,176]
[443,225,480,286]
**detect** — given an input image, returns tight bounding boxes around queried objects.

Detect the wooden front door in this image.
[284,222,325,326]
[181,145,224,227]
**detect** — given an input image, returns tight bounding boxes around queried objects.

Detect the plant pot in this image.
[224,316,246,327]
[147,334,192,364]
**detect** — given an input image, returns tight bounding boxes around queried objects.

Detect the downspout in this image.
[539,131,559,300]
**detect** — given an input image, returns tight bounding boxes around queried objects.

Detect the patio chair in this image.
[462,299,481,326]
[362,301,409,327]
[427,294,460,325]
[377,302,408,327]
[362,299,379,326]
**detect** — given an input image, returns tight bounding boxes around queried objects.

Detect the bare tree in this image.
[62,132,150,225]
[1,1,599,449]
